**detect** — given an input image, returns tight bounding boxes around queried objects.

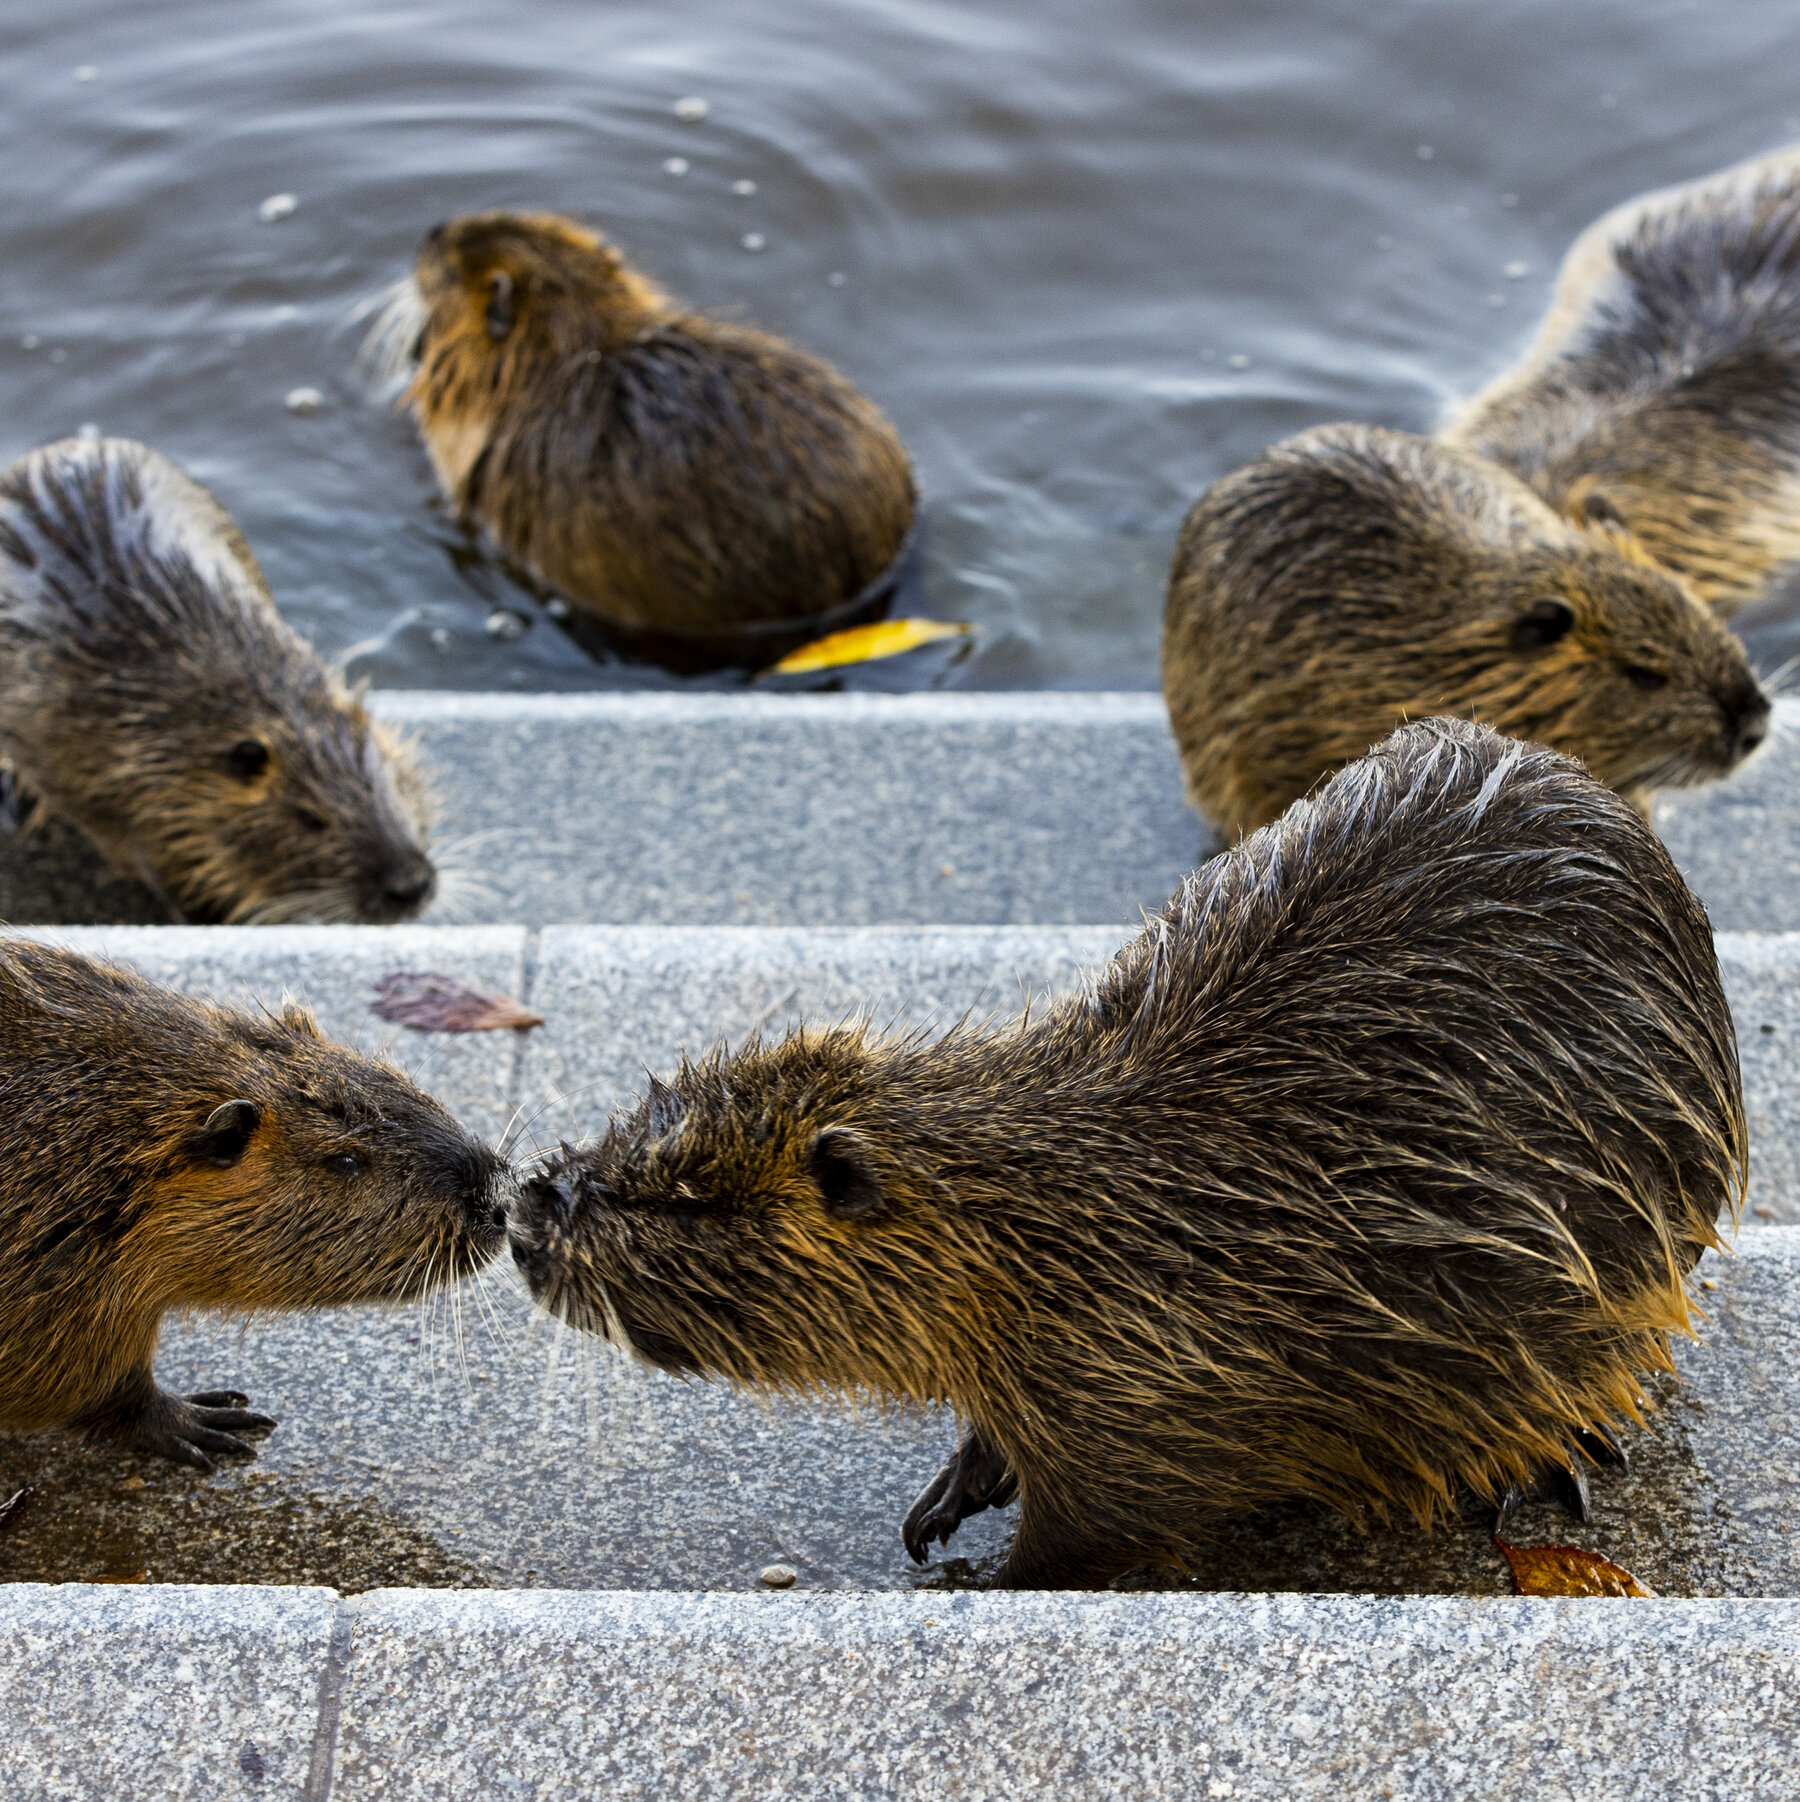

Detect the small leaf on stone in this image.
[87,1568,150,1584]
[372,972,545,1034]
[0,1486,31,1536]
[1494,1536,1653,1597]
[770,618,970,675]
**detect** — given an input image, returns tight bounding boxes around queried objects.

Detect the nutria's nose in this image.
[1720,678,1772,761]
[379,853,437,916]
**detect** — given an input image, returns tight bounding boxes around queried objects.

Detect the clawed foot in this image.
[1493,1426,1631,1532]
[903,1430,1017,1564]
[121,1388,277,1472]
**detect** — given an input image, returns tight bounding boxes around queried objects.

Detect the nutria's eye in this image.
[1581,492,1624,527]
[295,807,328,833]
[810,1127,889,1223]
[485,270,515,341]
[224,739,271,781]
[325,1152,366,1179]
[1510,598,1576,652]
[188,1099,261,1167]
[1623,663,1670,691]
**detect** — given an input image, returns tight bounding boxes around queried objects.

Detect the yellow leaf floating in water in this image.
[1494,1536,1654,1597]
[770,618,971,674]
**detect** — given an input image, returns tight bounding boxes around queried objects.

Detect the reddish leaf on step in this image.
[1494,1536,1654,1597]
[372,972,545,1034]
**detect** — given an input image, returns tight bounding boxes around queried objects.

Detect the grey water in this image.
[3,0,1800,694]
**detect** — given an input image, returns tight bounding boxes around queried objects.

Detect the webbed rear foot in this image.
[1493,1427,1631,1532]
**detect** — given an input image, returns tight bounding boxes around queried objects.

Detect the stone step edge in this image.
[5,1580,1797,1802]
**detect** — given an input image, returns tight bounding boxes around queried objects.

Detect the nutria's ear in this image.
[1510,598,1575,652]
[485,270,515,340]
[810,1127,889,1223]
[280,1001,321,1039]
[189,1099,261,1167]
[1579,491,1624,528]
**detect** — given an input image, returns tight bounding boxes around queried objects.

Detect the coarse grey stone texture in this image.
[328,1588,1800,1802]
[0,1583,339,1801]
[374,691,1204,929]
[3,690,1798,931]
[0,923,531,1146]
[515,923,1124,1148]
[1718,932,1800,1223]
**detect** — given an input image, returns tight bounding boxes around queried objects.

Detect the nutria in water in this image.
[370,210,918,668]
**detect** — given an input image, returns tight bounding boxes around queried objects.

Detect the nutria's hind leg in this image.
[1493,1429,1631,1532]
[79,1371,276,1473]
[902,1428,1017,1564]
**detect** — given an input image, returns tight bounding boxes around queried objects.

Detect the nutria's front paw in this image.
[902,1430,1016,1564]
[123,1388,278,1472]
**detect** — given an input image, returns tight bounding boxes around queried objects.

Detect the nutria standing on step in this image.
[0,436,437,923]
[1161,423,1768,838]
[1446,147,1800,614]
[0,939,513,1468]
[367,210,918,668]
[510,718,1744,1588]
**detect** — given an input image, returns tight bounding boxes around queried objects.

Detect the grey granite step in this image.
[2,925,1798,1605]
[5,1583,1798,1800]
[2,692,1796,931]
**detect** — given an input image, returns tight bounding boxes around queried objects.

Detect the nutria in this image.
[1446,148,1800,614]
[366,210,918,668]
[0,938,512,1468]
[509,717,1744,1588]
[1161,423,1768,838]
[0,436,437,923]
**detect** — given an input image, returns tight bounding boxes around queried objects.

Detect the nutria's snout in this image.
[1720,675,1772,765]
[463,1142,518,1247]
[362,841,438,922]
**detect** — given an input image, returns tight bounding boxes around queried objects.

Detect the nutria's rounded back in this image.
[511,718,1744,1586]
[0,938,510,1464]
[1161,422,1768,837]
[0,436,436,923]
[1446,147,1800,614]
[373,210,918,665]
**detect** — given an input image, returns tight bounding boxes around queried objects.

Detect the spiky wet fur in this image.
[386,210,917,639]
[0,437,435,922]
[0,939,511,1452]
[512,719,1746,1587]
[1162,424,1768,837]
[1447,146,1800,614]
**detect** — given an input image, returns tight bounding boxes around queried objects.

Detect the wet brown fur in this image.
[511,719,1745,1587]
[0,939,511,1466]
[1448,147,1800,614]
[0,438,437,924]
[1162,424,1769,838]
[393,210,917,643]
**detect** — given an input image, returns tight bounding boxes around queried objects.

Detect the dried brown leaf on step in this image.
[85,1569,150,1585]
[1494,1536,1654,1597]
[0,1486,31,1537]
[372,971,545,1034]
[770,618,971,674]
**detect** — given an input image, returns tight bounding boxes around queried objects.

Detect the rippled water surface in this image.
[5,0,1800,691]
